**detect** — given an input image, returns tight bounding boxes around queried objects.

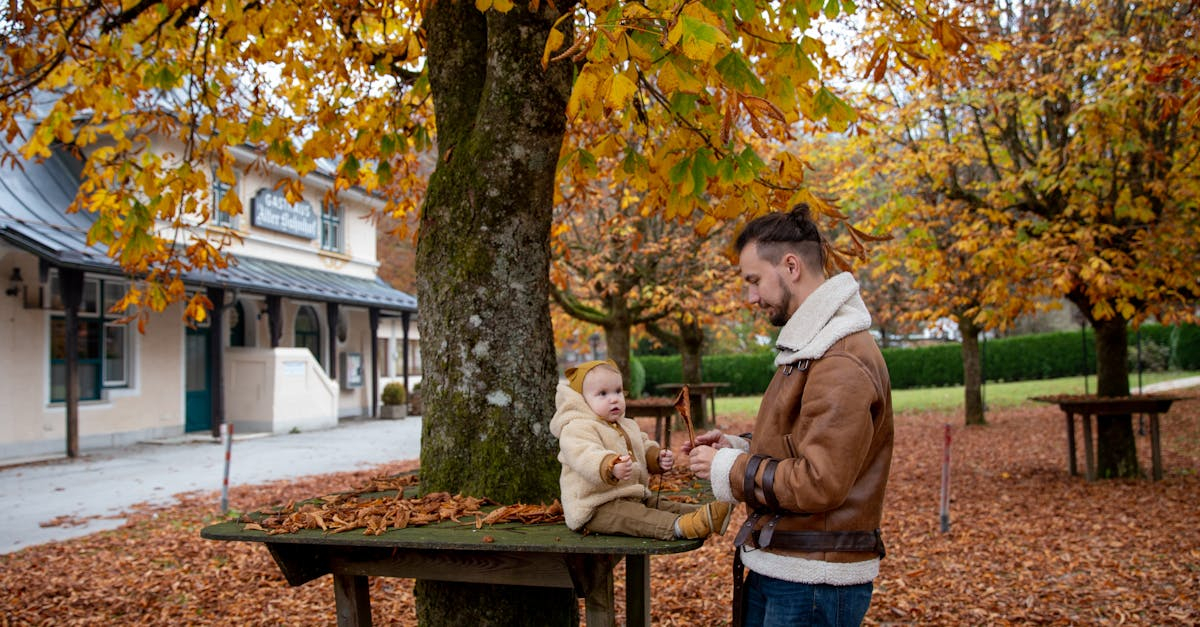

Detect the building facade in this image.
[0,133,418,465]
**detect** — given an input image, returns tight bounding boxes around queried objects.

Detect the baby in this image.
[549,359,732,540]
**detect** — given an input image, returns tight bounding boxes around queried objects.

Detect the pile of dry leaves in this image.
[3,394,1198,625]
[243,473,564,536]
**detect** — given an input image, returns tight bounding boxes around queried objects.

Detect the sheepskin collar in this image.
[774,272,872,366]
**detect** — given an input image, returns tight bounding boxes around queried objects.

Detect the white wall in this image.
[224,347,338,434]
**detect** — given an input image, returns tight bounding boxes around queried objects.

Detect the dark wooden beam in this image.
[369,308,380,419]
[326,302,339,380]
[59,267,84,458]
[207,286,226,438]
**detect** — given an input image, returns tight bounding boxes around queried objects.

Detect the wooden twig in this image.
[673,385,696,450]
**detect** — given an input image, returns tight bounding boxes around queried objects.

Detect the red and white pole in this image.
[220,422,234,515]
[939,423,951,533]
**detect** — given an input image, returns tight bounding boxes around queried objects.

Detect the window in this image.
[48,273,132,402]
[212,168,237,228]
[295,305,321,364]
[320,200,342,252]
[49,318,102,402]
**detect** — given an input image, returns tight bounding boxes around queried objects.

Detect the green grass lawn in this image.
[713,370,1200,420]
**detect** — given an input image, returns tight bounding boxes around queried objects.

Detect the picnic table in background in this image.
[201,475,705,626]
[655,382,729,427]
[1031,394,1188,481]
[625,397,677,445]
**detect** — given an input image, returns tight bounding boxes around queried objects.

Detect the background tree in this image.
[828,77,1051,425]
[944,0,1200,472]
[4,0,960,621]
[550,174,676,382]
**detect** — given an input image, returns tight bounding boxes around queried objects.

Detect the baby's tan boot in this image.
[677,501,734,539]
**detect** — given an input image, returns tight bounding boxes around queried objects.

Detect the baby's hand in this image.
[613,455,635,482]
[658,449,675,471]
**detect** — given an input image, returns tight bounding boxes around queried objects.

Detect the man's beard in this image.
[767,275,793,327]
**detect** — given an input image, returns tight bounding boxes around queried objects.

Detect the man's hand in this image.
[658,449,675,472]
[613,455,635,482]
[687,445,717,480]
[681,429,729,455]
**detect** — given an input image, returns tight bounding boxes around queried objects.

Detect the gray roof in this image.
[0,138,416,313]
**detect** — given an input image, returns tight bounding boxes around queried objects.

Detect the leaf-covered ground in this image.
[3,394,1198,626]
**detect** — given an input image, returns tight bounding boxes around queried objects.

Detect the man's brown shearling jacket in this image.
[727,329,893,565]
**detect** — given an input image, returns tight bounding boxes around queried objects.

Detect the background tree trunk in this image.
[415,6,577,624]
[1069,296,1139,479]
[646,317,711,424]
[960,318,985,426]
[603,297,633,384]
[1093,316,1138,478]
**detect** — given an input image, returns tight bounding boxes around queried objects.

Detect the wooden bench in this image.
[201,487,703,626]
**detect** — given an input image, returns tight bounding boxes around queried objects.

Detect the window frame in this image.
[320,200,343,252]
[211,165,239,228]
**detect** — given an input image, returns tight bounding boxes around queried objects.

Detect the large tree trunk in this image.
[960,318,985,426]
[416,5,577,624]
[1093,316,1138,478]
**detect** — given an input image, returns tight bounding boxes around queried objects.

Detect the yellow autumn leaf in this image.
[983,41,1009,61]
[541,28,565,70]
[407,36,423,63]
[606,73,638,111]
[567,68,601,119]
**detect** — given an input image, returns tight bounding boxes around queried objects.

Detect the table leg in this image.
[566,554,619,627]
[1081,413,1096,482]
[1065,412,1077,476]
[710,393,717,425]
[1149,413,1163,481]
[626,554,650,627]
[333,573,372,627]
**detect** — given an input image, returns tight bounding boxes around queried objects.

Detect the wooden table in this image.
[656,383,729,427]
[625,397,677,445]
[201,498,701,626]
[1032,394,1186,481]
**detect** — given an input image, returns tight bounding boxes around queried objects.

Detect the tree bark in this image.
[646,317,710,424]
[602,296,633,384]
[416,5,577,624]
[1093,316,1138,478]
[960,318,985,426]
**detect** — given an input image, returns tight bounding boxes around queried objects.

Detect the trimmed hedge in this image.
[638,324,1200,394]
[640,351,776,397]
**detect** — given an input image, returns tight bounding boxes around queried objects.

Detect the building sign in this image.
[251,188,318,239]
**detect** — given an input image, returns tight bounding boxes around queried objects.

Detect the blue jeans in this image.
[742,571,873,627]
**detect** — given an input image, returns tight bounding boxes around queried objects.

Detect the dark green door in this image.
[185,326,212,432]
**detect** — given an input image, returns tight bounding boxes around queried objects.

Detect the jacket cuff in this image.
[600,454,620,485]
[710,447,744,503]
[645,446,663,474]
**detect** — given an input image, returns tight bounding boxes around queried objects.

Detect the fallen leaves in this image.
[245,490,492,536]
[37,514,101,528]
[238,471,567,536]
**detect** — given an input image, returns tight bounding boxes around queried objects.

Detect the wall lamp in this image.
[5,267,22,297]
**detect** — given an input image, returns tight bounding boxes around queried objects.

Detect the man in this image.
[686,204,893,626]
